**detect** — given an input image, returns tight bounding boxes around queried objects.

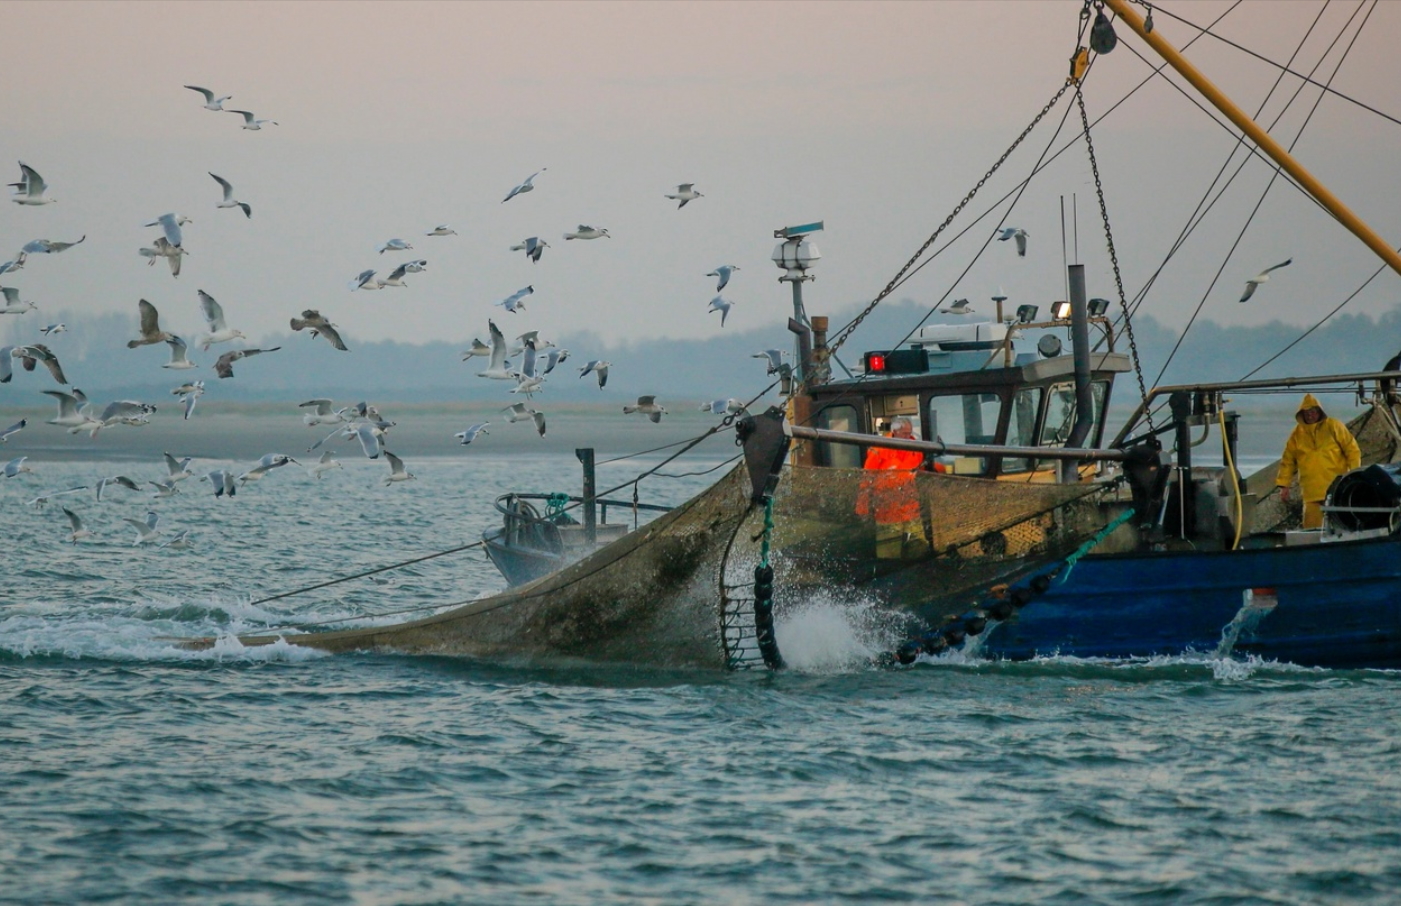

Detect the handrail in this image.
[785,424,1129,462]
[1110,369,1401,447]
[492,492,671,527]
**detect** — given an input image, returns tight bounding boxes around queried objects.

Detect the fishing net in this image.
[226,460,1115,668]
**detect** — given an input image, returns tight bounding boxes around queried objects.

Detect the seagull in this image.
[753,349,786,374]
[22,236,85,255]
[708,295,735,327]
[426,225,457,237]
[95,401,156,435]
[148,479,181,499]
[512,373,545,398]
[61,507,92,544]
[209,172,251,218]
[200,469,237,498]
[138,237,187,277]
[10,162,55,205]
[290,310,348,351]
[163,453,195,482]
[227,109,277,130]
[564,225,610,240]
[378,261,416,287]
[238,453,298,484]
[496,285,533,314]
[511,330,554,355]
[1239,258,1294,302]
[624,395,667,423]
[665,183,703,208]
[160,529,195,550]
[42,389,99,431]
[40,323,67,336]
[11,344,68,384]
[578,359,609,389]
[145,213,191,248]
[510,237,549,263]
[700,398,745,415]
[540,348,570,375]
[197,290,246,349]
[3,456,34,478]
[707,265,739,292]
[343,422,385,459]
[400,259,428,273]
[0,418,25,443]
[162,336,197,370]
[378,238,413,255]
[184,85,232,110]
[128,299,175,348]
[299,398,348,426]
[214,346,280,379]
[307,450,342,480]
[460,338,492,361]
[122,511,162,546]
[173,381,205,419]
[383,451,415,485]
[478,320,517,380]
[503,403,546,437]
[0,257,25,277]
[0,286,37,315]
[940,298,974,315]
[997,227,1030,257]
[455,422,490,445]
[502,169,545,204]
[27,486,88,508]
[95,475,140,501]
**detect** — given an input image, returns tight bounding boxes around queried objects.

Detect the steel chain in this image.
[829,80,1074,356]
[1074,85,1157,433]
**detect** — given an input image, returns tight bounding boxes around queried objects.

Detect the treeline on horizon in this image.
[3,300,1399,406]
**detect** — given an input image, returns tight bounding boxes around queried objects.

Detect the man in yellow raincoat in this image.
[1276,393,1361,530]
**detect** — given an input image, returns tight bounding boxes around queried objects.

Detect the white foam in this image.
[775,593,905,673]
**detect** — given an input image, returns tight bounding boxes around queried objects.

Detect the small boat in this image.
[482,449,671,587]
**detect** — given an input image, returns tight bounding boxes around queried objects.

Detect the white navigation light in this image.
[772,237,821,281]
[1051,300,1073,320]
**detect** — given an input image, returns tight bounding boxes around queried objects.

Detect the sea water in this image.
[3,426,1400,904]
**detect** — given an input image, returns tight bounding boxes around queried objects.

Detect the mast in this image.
[1100,0,1401,280]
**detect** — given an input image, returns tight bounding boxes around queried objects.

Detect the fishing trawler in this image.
[202,0,1401,671]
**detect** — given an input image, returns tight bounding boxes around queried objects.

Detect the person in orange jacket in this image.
[855,417,927,557]
[1276,393,1360,530]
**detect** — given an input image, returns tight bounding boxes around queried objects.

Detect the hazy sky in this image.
[4,0,1399,355]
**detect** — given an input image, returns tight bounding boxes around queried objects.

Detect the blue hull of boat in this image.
[980,536,1401,669]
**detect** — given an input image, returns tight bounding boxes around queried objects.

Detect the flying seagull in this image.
[61,507,92,544]
[197,290,246,349]
[707,264,739,292]
[184,85,232,110]
[3,456,34,478]
[564,225,610,240]
[227,109,277,130]
[214,346,281,379]
[10,162,55,205]
[510,236,549,263]
[502,169,545,204]
[383,451,415,485]
[378,238,412,255]
[624,395,667,423]
[12,344,69,384]
[496,285,533,313]
[460,337,492,361]
[22,236,85,255]
[665,183,703,209]
[27,485,88,508]
[503,402,546,437]
[455,422,490,445]
[145,212,191,248]
[0,418,26,443]
[138,237,187,277]
[349,268,381,291]
[307,450,342,480]
[578,359,609,389]
[0,286,36,315]
[290,310,348,351]
[122,511,162,546]
[426,225,457,236]
[1239,258,1293,302]
[708,295,735,327]
[162,336,197,370]
[997,227,1030,257]
[95,475,140,501]
[940,298,974,315]
[209,172,251,218]
[128,299,175,348]
[477,320,516,380]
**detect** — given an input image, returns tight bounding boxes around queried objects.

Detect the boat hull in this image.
[980,535,1401,668]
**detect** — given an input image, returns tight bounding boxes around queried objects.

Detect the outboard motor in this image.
[1327,463,1401,534]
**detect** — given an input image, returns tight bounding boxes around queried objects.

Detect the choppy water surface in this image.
[3,449,1400,904]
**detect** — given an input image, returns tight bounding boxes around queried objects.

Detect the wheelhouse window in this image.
[1039,381,1108,447]
[1002,386,1043,474]
[816,404,862,468]
[926,391,1003,475]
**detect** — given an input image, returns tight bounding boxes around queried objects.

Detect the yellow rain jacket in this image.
[1275,393,1361,503]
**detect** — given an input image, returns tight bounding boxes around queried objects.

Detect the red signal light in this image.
[867,353,887,373]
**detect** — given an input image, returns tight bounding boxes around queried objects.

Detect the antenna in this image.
[1060,195,1070,303]
[1073,193,1079,264]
